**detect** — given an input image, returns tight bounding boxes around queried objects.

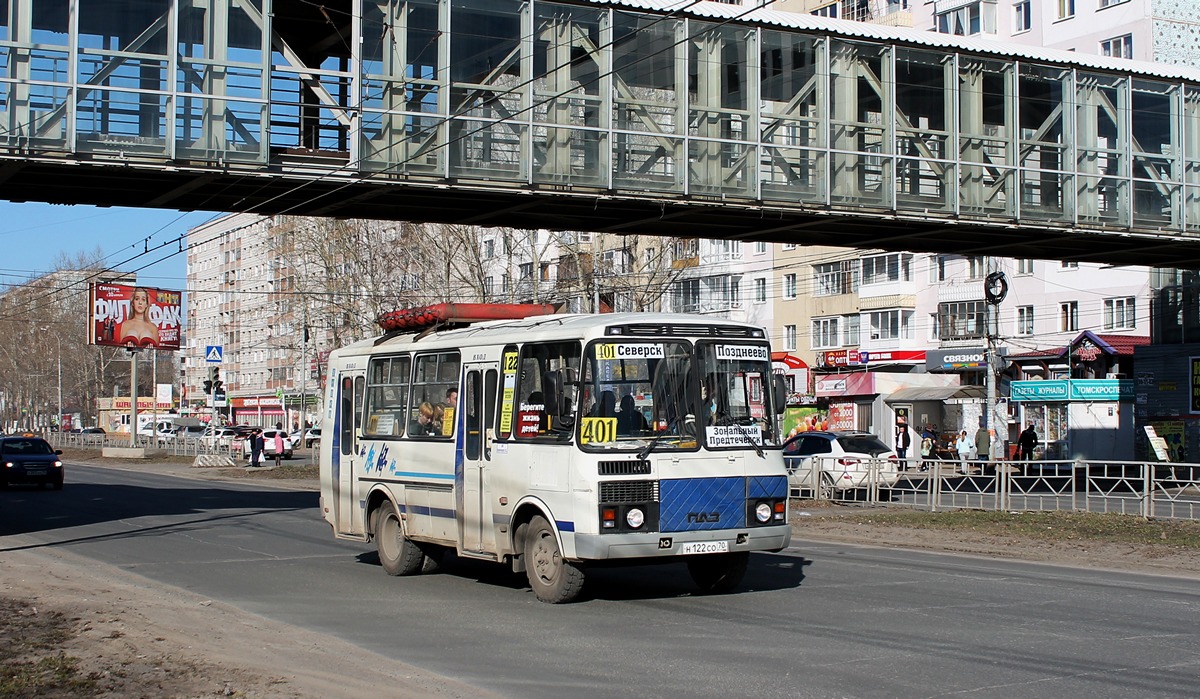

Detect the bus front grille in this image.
[599,480,659,504]
[598,460,651,476]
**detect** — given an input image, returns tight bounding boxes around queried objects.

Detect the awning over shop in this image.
[885,385,985,403]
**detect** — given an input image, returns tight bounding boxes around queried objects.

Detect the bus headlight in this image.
[626,508,645,529]
[755,502,772,523]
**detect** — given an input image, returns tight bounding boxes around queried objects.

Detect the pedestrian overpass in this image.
[2,0,1199,267]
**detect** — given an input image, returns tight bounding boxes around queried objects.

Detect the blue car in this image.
[0,437,65,490]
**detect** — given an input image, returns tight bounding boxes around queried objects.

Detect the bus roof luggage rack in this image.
[376,303,559,336]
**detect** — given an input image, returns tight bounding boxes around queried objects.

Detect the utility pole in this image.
[128,349,140,447]
[57,350,62,434]
[984,261,1009,461]
[299,319,307,436]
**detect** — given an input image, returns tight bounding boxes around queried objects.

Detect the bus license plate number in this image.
[680,541,728,555]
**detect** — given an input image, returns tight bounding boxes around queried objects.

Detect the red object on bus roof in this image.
[376,303,558,332]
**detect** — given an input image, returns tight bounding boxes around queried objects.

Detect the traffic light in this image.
[212,367,223,394]
[203,366,214,394]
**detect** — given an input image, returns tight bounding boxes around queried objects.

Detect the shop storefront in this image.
[97,396,173,434]
[884,384,985,453]
[231,396,285,428]
[1009,379,1135,460]
[815,369,960,442]
[771,352,810,404]
[1007,331,1145,460]
[1131,343,1200,462]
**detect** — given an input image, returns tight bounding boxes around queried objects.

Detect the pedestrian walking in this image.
[1018,423,1038,460]
[919,426,935,472]
[955,430,975,474]
[974,425,991,467]
[273,431,284,467]
[895,425,912,467]
[250,429,264,468]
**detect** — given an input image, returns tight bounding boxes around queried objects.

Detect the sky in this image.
[0,202,218,292]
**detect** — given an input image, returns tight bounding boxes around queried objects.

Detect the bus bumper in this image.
[570,525,791,561]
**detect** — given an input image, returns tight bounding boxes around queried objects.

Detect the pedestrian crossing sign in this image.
[205,345,223,364]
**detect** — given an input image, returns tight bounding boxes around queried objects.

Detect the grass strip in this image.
[805,510,1200,549]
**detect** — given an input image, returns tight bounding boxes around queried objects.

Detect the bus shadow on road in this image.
[356,549,809,602]
[0,481,316,549]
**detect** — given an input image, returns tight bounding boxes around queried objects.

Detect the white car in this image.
[783,430,900,497]
[203,427,241,447]
[242,429,294,460]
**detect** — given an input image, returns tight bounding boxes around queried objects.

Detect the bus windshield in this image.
[696,342,780,449]
[577,339,780,452]
[578,340,698,452]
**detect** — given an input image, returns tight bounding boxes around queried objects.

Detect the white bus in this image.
[318,305,791,603]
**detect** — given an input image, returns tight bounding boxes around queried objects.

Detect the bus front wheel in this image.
[687,551,749,594]
[524,515,584,603]
[375,501,425,576]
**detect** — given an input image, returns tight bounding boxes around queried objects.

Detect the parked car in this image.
[203,426,242,447]
[783,430,900,496]
[242,429,294,460]
[169,425,208,443]
[0,436,65,490]
[290,427,321,448]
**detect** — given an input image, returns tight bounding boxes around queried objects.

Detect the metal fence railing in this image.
[790,458,1200,521]
[46,432,239,459]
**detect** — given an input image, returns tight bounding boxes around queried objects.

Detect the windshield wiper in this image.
[637,416,680,461]
[716,414,765,459]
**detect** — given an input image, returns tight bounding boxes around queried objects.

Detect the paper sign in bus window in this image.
[518,403,544,436]
[595,343,665,360]
[714,344,770,361]
[579,417,617,445]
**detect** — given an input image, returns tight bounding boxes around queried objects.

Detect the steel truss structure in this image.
[2,0,1200,266]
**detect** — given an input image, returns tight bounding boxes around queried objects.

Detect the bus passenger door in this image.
[334,373,365,534]
[461,364,498,553]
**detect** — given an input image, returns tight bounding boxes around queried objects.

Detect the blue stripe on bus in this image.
[390,471,456,480]
[556,520,575,532]
[397,504,457,519]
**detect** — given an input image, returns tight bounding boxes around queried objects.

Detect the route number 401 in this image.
[579,417,617,445]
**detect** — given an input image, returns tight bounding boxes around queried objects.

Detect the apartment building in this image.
[914,0,1196,64]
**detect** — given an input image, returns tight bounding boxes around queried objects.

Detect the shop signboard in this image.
[1010,379,1133,402]
[827,402,856,430]
[1191,357,1200,414]
[926,348,986,371]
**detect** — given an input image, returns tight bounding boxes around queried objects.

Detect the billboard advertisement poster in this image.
[89,283,183,350]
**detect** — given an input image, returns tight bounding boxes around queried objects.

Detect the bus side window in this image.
[514,341,581,442]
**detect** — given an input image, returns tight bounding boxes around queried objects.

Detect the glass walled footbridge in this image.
[2,0,1199,266]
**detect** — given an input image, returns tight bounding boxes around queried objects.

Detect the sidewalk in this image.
[63,448,320,491]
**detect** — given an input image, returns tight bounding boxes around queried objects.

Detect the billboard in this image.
[89,283,183,350]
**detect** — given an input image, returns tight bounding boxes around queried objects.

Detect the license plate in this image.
[680,540,729,555]
[25,469,45,476]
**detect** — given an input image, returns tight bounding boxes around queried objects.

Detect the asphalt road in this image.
[3,463,1199,698]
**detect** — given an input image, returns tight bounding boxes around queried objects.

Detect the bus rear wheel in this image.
[687,551,749,594]
[375,501,425,576]
[524,515,584,604]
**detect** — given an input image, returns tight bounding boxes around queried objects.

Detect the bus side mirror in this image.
[773,375,788,415]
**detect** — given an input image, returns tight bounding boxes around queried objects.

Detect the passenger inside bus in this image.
[410,402,439,436]
[592,391,617,418]
[702,374,725,422]
[617,393,649,436]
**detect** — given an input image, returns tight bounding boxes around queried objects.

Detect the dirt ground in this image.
[3,460,1199,698]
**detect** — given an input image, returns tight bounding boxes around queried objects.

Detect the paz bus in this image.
[318,304,791,603]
